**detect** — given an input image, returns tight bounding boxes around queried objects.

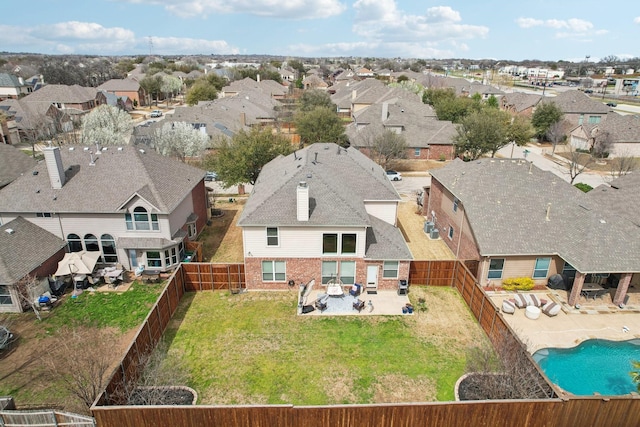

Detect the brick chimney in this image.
[297,181,309,221]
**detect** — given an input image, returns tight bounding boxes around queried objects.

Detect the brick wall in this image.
[191,180,208,237]
[31,247,67,278]
[244,257,409,290]
[357,146,455,162]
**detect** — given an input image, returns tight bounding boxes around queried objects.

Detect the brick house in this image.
[425,158,640,306]
[238,143,412,291]
[97,78,146,107]
[0,145,208,275]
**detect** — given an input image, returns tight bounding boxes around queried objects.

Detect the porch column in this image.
[568,272,586,306]
[613,273,632,306]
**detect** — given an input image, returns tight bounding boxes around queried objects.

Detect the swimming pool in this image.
[533,339,640,396]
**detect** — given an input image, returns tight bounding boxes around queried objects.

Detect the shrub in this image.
[439,153,447,161]
[501,277,535,291]
[574,183,593,193]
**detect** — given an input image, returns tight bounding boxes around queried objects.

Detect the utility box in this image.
[424,221,434,234]
[398,280,409,295]
[430,228,440,239]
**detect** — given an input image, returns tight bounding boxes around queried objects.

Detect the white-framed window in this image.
[262,260,286,282]
[171,247,178,265]
[84,234,99,252]
[165,250,171,266]
[453,198,459,212]
[448,226,454,240]
[533,257,551,279]
[126,206,159,231]
[488,258,505,279]
[146,251,161,268]
[67,233,83,252]
[414,147,421,157]
[0,285,12,305]
[187,222,197,239]
[321,261,338,284]
[341,234,357,254]
[101,234,117,263]
[340,261,356,285]
[266,227,279,246]
[383,261,399,278]
[322,234,338,254]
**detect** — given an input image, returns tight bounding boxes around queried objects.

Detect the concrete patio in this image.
[299,289,412,316]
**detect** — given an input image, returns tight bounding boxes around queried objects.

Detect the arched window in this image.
[101,234,117,263]
[133,207,150,230]
[67,234,82,252]
[84,234,99,252]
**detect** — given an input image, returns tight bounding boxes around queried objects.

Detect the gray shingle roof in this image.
[431,158,640,273]
[97,78,140,92]
[0,73,25,88]
[0,145,37,188]
[541,91,610,114]
[22,84,97,104]
[0,216,66,284]
[0,145,204,214]
[587,174,640,226]
[238,143,400,227]
[365,214,413,260]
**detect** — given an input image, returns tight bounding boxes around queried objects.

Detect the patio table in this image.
[581,283,604,300]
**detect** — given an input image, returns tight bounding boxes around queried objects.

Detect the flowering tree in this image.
[154,121,209,162]
[81,104,133,146]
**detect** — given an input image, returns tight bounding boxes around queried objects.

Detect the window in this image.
[383,261,399,278]
[151,214,159,231]
[146,251,161,267]
[101,234,117,263]
[487,258,505,279]
[448,226,454,240]
[414,147,421,157]
[453,198,459,212]
[533,257,551,279]
[134,207,150,230]
[588,116,601,124]
[36,212,52,218]
[340,261,356,285]
[67,233,82,252]
[0,285,12,305]
[266,227,279,246]
[323,234,338,254]
[171,247,178,265]
[125,213,133,230]
[341,234,356,254]
[165,250,171,266]
[187,222,196,239]
[578,114,584,125]
[262,260,286,281]
[322,261,338,284]
[84,234,99,252]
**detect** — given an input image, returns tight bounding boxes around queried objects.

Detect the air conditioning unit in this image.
[423,221,434,234]
[430,228,440,239]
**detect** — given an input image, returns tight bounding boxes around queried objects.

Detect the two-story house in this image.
[238,143,412,291]
[0,145,208,274]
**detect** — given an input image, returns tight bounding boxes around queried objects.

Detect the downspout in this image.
[455,205,465,259]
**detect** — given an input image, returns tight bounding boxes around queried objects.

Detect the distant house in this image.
[97,91,134,111]
[426,158,639,306]
[302,74,328,91]
[0,145,208,274]
[0,98,71,142]
[346,99,457,161]
[238,143,412,291]
[97,79,145,107]
[0,216,67,313]
[20,84,98,113]
[500,92,542,117]
[569,113,640,157]
[539,91,610,128]
[220,77,287,99]
[0,73,30,100]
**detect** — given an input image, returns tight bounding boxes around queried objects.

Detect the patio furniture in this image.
[502,299,516,314]
[525,305,541,320]
[315,294,329,312]
[542,301,561,317]
[353,299,365,312]
[581,283,604,300]
[349,283,362,297]
[326,278,344,297]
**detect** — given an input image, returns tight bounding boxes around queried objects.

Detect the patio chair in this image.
[314,293,329,312]
[502,299,516,314]
[353,299,365,312]
[542,301,561,317]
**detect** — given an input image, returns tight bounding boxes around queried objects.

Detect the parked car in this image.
[584,89,593,94]
[204,171,218,182]
[386,170,402,181]
[150,110,163,118]
[606,102,617,107]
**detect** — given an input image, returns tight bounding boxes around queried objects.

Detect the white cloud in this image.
[289,40,458,59]
[634,17,640,24]
[517,16,595,34]
[515,18,543,28]
[352,1,488,46]
[36,21,135,41]
[150,37,239,54]
[121,0,346,19]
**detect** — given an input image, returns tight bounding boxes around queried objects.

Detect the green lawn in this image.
[160,286,487,405]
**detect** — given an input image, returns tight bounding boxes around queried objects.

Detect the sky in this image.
[1,0,639,62]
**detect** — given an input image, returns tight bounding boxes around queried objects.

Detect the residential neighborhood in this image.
[1,52,640,427]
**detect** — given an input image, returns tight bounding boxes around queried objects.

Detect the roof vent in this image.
[139,149,145,154]
[32,170,38,175]
[68,147,75,151]
[117,147,123,151]
[5,228,14,234]
[83,147,90,151]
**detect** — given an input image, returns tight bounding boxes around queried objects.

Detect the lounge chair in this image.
[542,301,561,317]
[502,299,516,314]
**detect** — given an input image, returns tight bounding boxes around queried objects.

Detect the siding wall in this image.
[363,201,398,226]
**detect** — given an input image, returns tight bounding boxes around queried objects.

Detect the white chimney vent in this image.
[5,228,14,234]
[43,146,66,189]
[297,181,309,222]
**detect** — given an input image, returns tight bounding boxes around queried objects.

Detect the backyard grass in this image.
[199,198,245,262]
[159,286,487,405]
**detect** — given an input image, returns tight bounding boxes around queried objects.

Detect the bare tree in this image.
[565,146,594,184]
[546,121,565,155]
[609,151,639,179]
[15,274,47,321]
[592,129,613,159]
[46,328,119,412]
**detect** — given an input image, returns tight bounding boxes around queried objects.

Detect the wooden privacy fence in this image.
[0,409,95,427]
[92,260,640,427]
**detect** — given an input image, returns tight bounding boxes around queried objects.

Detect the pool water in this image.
[533,339,640,396]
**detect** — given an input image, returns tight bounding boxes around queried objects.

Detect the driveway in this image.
[389,173,431,196]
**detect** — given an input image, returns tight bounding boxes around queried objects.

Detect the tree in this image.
[154,122,209,162]
[370,130,408,170]
[422,87,456,106]
[298,89,335,112]
[531,102,564,140]
[295,106,348,147]
[206,127,293,186]
[565,145,594,184]
[545,121,565,155]
[591,130,613,159]
[609,153,638,179]
[288,59,306,76]
[139,75,163,106]
[433,96,482,123]
[81,104,133,146]
[160,75,182,105]
[485,94,499,109]
[185,81,218,106]
[507,115,534,149]
[454,108,512,160]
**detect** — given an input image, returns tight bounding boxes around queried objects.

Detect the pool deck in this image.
[489,290,640,353]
